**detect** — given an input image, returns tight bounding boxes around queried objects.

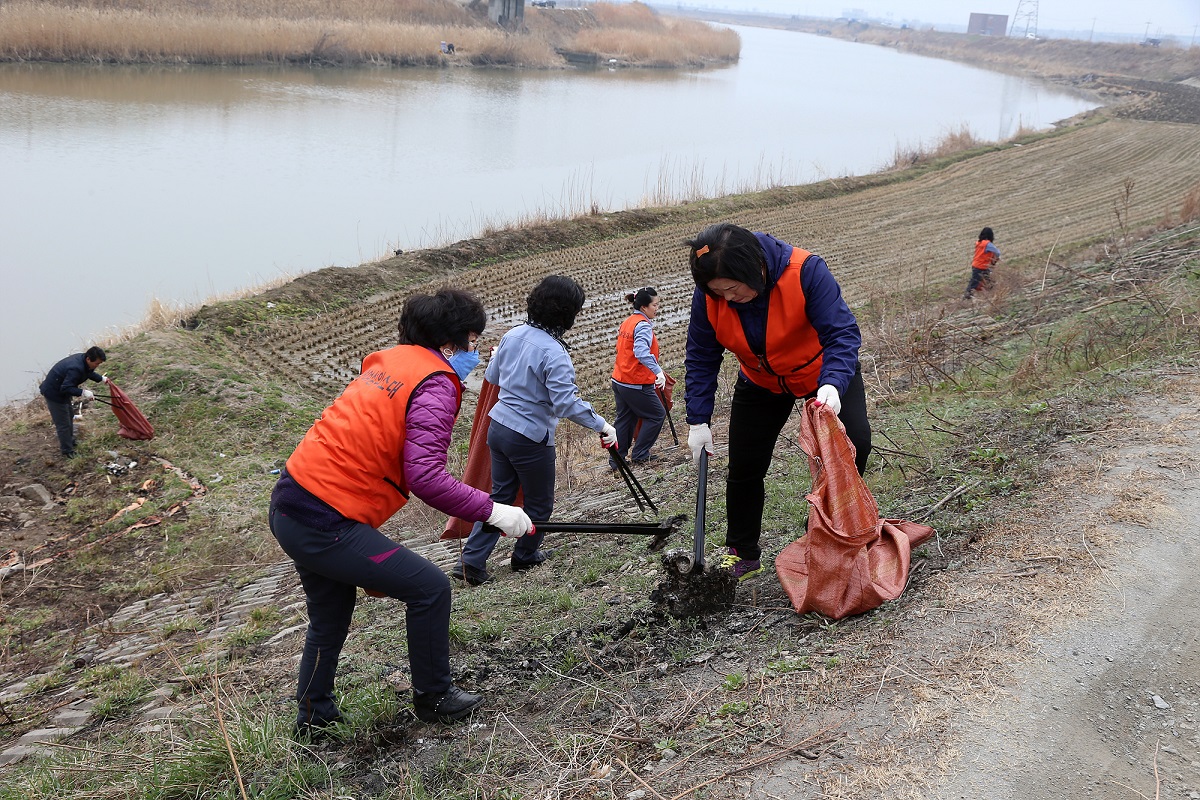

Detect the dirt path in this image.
[929,380,1200,799]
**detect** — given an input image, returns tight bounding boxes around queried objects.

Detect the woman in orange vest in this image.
[962,226,1000,299]
[683,223,872,580]
[610,286,667,468]
[269,288,533,737]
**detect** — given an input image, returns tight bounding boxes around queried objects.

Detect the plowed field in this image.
[231,118,1200,400]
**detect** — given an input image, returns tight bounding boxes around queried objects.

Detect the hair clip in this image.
[695,245,710,257]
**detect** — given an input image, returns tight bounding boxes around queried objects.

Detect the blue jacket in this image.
[684,233,861,425]
[39,353,103,403]
[486,324,605,446]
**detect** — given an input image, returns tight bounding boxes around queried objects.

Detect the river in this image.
[0,24,1095,403]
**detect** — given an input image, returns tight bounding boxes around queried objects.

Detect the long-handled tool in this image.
[663,447,708,576]
[693,448,708,570]
[656,386,680,448]
[482,514,686,551]
[652,448,736,617]
[607,441,658,515]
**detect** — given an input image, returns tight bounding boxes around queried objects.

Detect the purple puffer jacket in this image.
[403,374,493,522]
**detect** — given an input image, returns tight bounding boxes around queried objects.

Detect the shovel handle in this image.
[694,448,708,571]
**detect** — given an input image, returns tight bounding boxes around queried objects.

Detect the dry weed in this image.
[1179,183,1200,223]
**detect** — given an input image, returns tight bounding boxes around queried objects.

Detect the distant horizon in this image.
[654,2,1198,44]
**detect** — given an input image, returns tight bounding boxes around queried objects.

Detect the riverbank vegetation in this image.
[0,0,740,67]
[2,120,1200,796]
[826,20,1200,83]
[1,22,1199,798]
[680,8,1200,84]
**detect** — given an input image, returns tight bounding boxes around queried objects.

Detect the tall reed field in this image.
[0,0,739,67]
[567,1,740,66]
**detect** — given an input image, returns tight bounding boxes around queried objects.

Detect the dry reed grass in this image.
[816,21,1200,83]
[0,3,559,65]
[21,0,474,25]
[886,123,984,170]
[570,2,739,66]
[0,0,736,67]
[1179,183,1200,223]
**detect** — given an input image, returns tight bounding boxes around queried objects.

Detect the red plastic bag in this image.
[104,381,154,441]
[775,400,933,619]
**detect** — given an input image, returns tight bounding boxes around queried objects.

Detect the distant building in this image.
[967,13,1008,36]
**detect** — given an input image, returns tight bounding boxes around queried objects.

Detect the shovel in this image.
[661,447,710,577]
[652,448,736,617]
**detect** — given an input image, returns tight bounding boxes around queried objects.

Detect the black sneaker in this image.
[450,563,494,586]
[293,715,344,743]
[511,549,554,571]
[413,685,483,723]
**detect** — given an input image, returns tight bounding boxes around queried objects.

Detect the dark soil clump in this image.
[650,549,737,617]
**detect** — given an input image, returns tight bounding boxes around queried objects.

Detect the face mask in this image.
[448,349,481,380]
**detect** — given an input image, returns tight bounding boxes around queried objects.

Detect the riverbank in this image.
[0,0,739,68]
[674,8,1200,84]
[1,37,1199,799]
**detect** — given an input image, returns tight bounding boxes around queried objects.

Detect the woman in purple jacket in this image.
[269,288,532,737]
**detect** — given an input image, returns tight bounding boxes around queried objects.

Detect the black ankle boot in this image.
[413,685,484,723]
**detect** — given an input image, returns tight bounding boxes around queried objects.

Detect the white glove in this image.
[815,384,842,415]
[599,421,618,448]
[653,371,667,389]
[101,375,110,384]
[687,423,714,465]
[82,389,95,401]
[487,503,533,537]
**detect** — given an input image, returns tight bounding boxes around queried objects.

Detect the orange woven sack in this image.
[775,400,934,619]
[441,379,522,540]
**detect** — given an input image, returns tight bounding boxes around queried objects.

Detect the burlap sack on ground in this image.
[776,400,934,619]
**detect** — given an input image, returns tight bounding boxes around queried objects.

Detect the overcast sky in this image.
[679,1,1200,38]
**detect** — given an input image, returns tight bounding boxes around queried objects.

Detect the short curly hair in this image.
[398,287,487,350]
[527,275,585,333]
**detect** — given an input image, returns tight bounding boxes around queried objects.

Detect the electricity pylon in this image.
[1010,0,1039,38]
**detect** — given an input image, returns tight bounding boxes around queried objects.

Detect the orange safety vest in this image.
[611,313,659,384]
[286,345,461,528]
[972,239,998,270]
[706,247,824,397]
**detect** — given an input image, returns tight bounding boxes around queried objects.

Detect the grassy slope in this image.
[1,26,1200,799]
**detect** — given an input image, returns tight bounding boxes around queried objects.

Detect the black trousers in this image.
[964,267,992,297]
[611,381,667,464]
[43,396,75,456]
[725,367,871,560]
[268,504,453,726]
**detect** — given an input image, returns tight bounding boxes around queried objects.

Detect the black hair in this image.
[978,227,995,242]
[85,346,107,363]
[526,275,585,336]
[684,223,767,298]
[397,287,487,350]
[625,286,658,311]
